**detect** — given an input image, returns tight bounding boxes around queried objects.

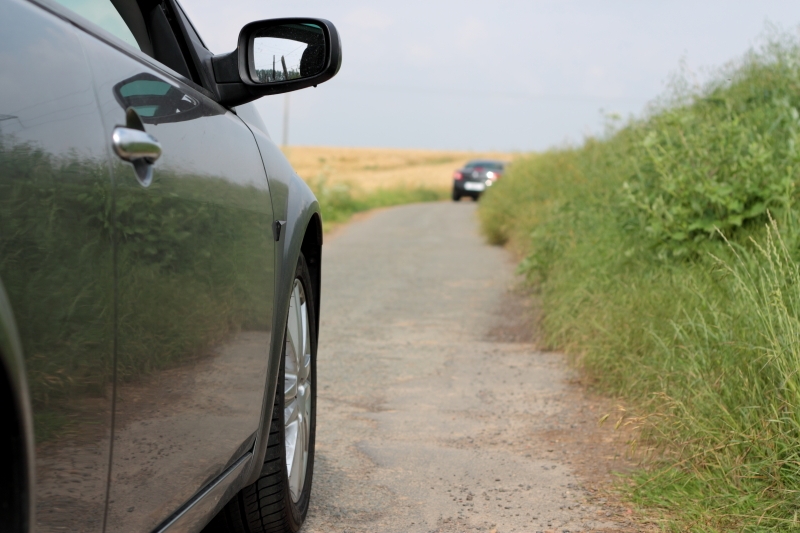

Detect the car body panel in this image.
[452,160,505,199]
[157,451,252,533]
[0,1,115,530]
[78,29,277,531]
[233,109,322,485]
[1,0,327,530]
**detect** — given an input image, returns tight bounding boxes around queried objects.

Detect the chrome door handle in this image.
[112,126,161,187]
[112,127,162,163]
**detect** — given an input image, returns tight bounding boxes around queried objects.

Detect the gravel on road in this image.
[304,202,643,533]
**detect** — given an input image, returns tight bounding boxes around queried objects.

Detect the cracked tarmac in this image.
[303,203,643,533]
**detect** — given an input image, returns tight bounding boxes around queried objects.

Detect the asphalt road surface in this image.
[302,202,630,533]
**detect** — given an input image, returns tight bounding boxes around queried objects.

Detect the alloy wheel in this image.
[284,278,312,502]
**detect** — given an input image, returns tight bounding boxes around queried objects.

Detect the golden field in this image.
[282,146,516,191]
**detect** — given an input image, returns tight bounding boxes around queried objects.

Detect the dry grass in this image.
[282,146,515,191]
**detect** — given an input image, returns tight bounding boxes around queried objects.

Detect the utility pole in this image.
[282,93,290,148]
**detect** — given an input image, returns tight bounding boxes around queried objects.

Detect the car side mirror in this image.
[210,18,342,107]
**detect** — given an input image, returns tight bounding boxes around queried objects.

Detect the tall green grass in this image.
[479,33,800,531]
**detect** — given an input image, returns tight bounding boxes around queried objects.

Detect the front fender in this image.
[237,108,322,485]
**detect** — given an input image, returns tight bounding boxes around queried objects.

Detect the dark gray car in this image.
[452,160,505,201]
[0,0,341,531]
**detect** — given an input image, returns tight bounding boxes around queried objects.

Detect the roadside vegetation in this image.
[284,146,511,191]
[307,178,447,226]
[479,33,800,531]
[285,146,511,227]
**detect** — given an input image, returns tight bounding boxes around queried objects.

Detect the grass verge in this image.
[306,178,448,228]
[479,32,800,531]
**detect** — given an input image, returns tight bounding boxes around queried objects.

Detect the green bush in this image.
[625,52,800,256]
[479,34,800,531]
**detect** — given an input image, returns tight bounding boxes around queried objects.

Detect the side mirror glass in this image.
[252,23,326,83]
[210,17,342,107]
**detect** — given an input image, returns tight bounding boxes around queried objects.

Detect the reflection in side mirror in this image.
[210,17,341,106]
[251,23,326,84]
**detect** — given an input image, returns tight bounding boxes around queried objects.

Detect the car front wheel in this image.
[211,253,317,533]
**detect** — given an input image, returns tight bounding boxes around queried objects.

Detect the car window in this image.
[52,0,140,50]
[54,0,198,82]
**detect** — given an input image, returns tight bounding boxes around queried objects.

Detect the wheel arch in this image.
[0,278,35,533]
[244,178,323,487]
[299,211,322,340]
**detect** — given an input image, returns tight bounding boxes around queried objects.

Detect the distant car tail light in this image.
[453,171,463,180]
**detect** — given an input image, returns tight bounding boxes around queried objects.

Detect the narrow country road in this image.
[303,203,631,533]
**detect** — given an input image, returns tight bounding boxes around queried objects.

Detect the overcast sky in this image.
[182,1,800,151]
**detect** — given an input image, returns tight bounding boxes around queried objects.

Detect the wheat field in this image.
[282,146,515,191]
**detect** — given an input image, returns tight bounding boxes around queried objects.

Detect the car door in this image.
[72,3,276,530]
[0,0,115,531]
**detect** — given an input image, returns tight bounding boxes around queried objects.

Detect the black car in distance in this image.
[0,0,341,532]
[452,160,506,201]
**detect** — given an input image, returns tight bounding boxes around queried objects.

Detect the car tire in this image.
[471,194,480,202]
[452,190,461,201]
[210,253,317,533]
